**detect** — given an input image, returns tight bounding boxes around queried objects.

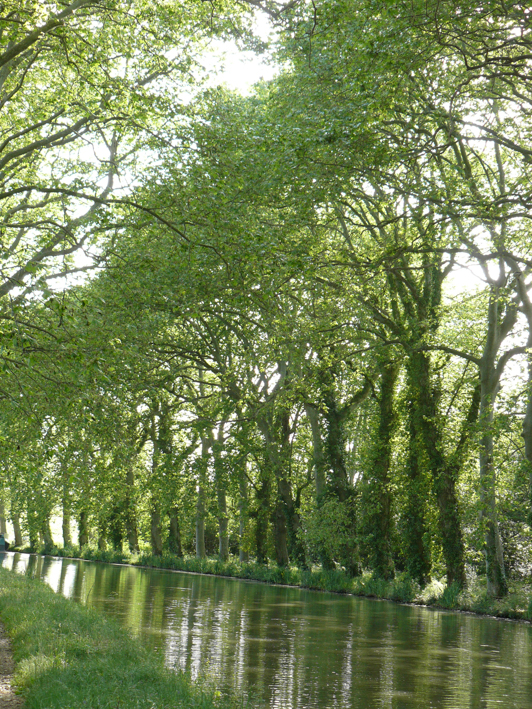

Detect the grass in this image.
[0,567,256,709]
[16,543,532,622]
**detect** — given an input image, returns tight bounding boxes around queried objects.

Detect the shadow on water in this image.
[2,551,532,709]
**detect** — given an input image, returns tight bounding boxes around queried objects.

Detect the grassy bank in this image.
[16,543,532,622]
[0,567,255,709]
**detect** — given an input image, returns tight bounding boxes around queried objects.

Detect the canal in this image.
[2,552,531,708]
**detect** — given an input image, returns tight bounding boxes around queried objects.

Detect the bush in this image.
[440,582,462,609]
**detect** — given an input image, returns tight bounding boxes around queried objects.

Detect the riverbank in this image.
[14,545,532,623]
[0,568,256,709]
[0,620,23,709]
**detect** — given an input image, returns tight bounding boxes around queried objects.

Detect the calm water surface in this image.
[2,552,531,708]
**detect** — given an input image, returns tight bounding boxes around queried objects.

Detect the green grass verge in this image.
[16,543,532,622]
[0,567,255,709]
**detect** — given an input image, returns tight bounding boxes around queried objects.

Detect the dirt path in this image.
[0,622,23,708]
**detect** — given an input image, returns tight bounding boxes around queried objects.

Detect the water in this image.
[2,552,531,708]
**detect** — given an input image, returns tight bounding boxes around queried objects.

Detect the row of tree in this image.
[1,0,532,597]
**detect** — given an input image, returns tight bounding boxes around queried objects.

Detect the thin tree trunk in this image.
[477,284,515,597]
[272,496,289,567]
[0,501,6,535]
[61,461,72,547]
[305,403,327,501]
[196,434,212,559]
[479,371,507,597]
[255,477,270,564]
[11,512,22,547]
[124,464,139,553]
[150,504,163,556]
[214,423,229,561]
[238,473,249,563]
[168,508,183,556]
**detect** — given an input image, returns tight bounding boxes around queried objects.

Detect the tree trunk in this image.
[258,409,304,568]
[502,263,532,525]
[61,462,72,547]
[216,484,229,561]
[305,403,327,501]
[27,505,40,551]
[238,474,249,563]
[365,360,398,580]
[11,512,22,547]
[41,517,53,549]
[214,424,229,561]
[109,508,123,551]
[322,388,359,576]
[403,368,432,586]
[196,434,211,559]
[255,477,270,564]
[272,496,290,567]
[477,285,515,597]
[78,510,89,547]
[124,464,139,553]
[150,504,163,556]
[62,506,72,547]
[97,530,107,551]
[413,350,466,587]
[479,370,507,597]
[0,501,6,535]
[167,508,183,557]
[523,345,532,524]
[305,402,334,570]
[277,475,306,567]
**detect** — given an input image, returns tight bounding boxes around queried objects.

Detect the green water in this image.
[2,552,531,708]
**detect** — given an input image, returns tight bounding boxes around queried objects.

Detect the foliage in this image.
[2,0,532,604]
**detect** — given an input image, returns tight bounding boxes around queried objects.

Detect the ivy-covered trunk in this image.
[403,375,432,585]
[108,505,124,551]
[150,504,163,556]
[322,385,359,577]
[238,472,249,562]
[78,510,89,547]
[41,515,54,551]
[254,476,270,564]
[479,359,507,597]
[304,403,327,501]
[412,350,466,587]
[305,402,335,570]
[364,359,398,580]
[476,283,517,597]
[124,463,139,553]
[258,409,305,567]
[524,353,532,525]
[167,508,183,556]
